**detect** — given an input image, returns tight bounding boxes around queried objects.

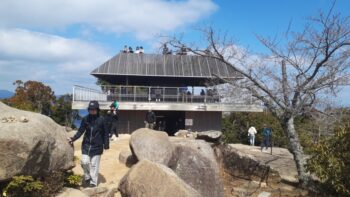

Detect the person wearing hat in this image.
[68,100,109,187]
[108,100,119,141]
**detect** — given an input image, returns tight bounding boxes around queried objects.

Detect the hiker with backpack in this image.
[68,101,109,187]
[261,124,272,151]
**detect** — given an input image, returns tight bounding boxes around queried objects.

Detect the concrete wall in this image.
[185,111,222,131]
[116,110,222,134]
[117,111,146,134]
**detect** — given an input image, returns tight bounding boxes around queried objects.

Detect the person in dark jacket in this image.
[145,110,156,129]
[68,101,109,187]
[261,124,272,152]
[108,101,119,141]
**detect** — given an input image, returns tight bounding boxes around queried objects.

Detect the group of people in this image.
[68,101,166,188]
[162,43,188,55]
[68,100,120,188]
[247,124,273,151]
[123,45,144,54]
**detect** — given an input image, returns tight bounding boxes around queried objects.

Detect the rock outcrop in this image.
[0,102,75,182]
[196,130,222,143]
[129,128,174,165]
[170,139,224,197]
[119,160,201,197]
[217,144,298,185]
[118,149,137,167]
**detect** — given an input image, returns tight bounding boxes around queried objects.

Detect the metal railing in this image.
[73,85,107,102]
[73,85,257,105]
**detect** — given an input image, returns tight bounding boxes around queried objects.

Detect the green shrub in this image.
[64,172,82,188]
[306,124,350,196]
[222,111,289,147]
[2,175,43,197]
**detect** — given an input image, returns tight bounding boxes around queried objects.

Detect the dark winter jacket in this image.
[145,111,156,123]
[105,111,119,133]
[262,127,272,138]
[71,115,109,156]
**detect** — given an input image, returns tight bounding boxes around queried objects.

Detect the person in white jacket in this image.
[248,126,257,146]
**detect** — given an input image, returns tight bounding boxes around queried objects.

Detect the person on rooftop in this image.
[135,46,140,54]
[129,46,134,53]
[162,44,169,55]
[123,45,128,53]
[140,46,144,53]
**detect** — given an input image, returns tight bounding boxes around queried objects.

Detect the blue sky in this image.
[0,0,349,105]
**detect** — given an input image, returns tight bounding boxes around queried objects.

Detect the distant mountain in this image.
[0,90,14,99]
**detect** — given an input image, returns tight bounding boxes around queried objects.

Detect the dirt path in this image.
[71,134,131,189]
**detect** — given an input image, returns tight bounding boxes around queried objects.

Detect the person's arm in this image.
[70,117,87,142]
[103,118,110,150]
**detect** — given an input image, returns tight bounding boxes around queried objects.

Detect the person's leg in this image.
[115,121,119,137]
[111,121,117,140]
[261,137,267,151]
[81,154,91,183]
[90,155,102,186]
[266,136,270,150]
[252,135,255,146]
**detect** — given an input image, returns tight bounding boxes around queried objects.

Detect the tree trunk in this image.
[283,116,309,186]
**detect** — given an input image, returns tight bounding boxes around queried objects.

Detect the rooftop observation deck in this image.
[72,85,263,112]
[90,53,241,86]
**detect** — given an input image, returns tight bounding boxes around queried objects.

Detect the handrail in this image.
[73,85,260,105]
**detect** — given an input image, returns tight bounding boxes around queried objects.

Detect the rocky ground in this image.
[68,131,308,197]
[0,102,313,197]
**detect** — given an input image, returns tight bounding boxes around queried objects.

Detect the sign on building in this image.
[185,119,193,126]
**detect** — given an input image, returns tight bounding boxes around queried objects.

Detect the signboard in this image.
[185,119,193,126]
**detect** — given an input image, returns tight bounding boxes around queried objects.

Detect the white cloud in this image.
[0,0,217,39]
[0,28,109,94]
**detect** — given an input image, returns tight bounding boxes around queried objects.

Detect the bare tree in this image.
[166,8,350,186]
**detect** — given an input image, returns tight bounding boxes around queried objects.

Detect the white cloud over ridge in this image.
[0,0,217,39]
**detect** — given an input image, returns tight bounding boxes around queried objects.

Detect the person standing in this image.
[108,100,119,141]
[68,101,109,187]
[145,110,156,129]
[248,126,257,146]
[261,124,272,151]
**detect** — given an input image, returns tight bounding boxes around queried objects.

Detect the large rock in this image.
[0,102,74,181]
[170,139,224,197]
[196,130,222,142]
[119,160,200,197]
[119,149,137,167]
[129,128,173,165]
[217,144,298,185]
[56,188,88,197]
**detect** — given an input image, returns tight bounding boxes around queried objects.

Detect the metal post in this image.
[192,86,194,103]
[163,87,165,102]
[72,86,75,101]
[148,87,151,102]
[119,86,122,101]
[134,86,136,102]
[177,87,179,102]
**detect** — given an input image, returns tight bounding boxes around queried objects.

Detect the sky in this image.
[0,0,349,105]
